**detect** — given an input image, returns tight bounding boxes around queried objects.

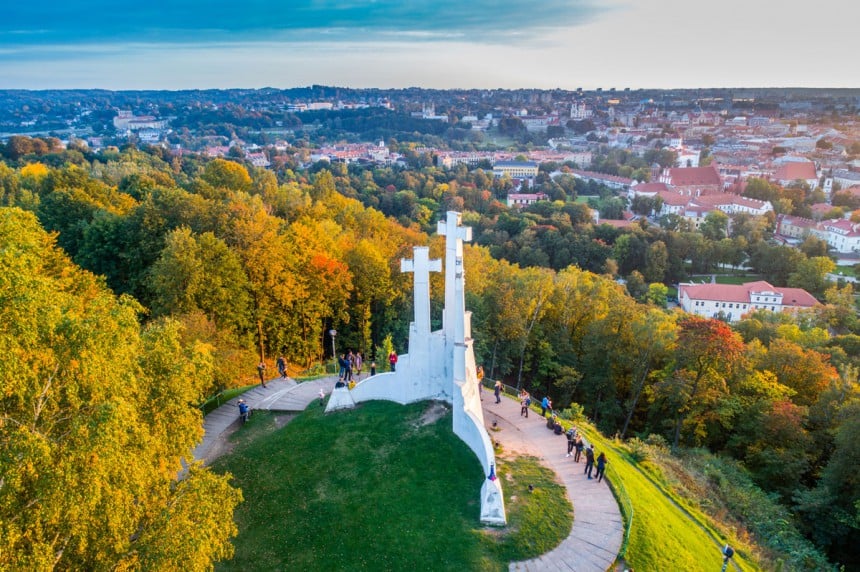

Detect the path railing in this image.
[604,468,634,560]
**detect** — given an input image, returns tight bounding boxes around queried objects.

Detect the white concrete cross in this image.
[400,246,441,336]
[437,211,472,337]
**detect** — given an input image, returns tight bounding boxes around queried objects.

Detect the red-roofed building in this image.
[659,164,723,194]
[507,192,549,208]
[774,161,818,188]
[679,280,818,322]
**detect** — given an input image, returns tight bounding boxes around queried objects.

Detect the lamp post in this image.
[329,329,337,373]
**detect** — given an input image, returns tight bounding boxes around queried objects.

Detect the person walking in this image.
[566,427,576,457]
[276,355,286,379]
[574,436,584,462]
[370,360,377,376]
[477,366,484,400]
[584,444,596,479]
[520,392,530,417]
[257,361,267,389]
[596,452,608,483]
[318,388,326,407]
[494,379,502,404]
[541,396,549,417]
[388,350,398,372]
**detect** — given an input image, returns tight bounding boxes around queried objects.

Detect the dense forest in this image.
[0,138,858,569]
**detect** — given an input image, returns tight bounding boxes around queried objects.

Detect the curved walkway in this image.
[192,376,336,463]
[481,389,624,572]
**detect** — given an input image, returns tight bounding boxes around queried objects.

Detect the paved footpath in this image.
[481,389,624,572]
[192,376,337,463]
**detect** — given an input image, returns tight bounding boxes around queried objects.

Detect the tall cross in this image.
[437,212,472,338]
[400,246,441,336]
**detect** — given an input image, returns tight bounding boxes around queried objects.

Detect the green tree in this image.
[699,210,729,240]
[789,256,835,297]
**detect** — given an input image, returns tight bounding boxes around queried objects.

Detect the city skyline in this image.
[1,0,858,90]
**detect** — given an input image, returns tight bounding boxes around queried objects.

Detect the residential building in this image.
[678,281,818,322]
[493,161,539,178]
[774,161,818,188]
[658,164,723,194]
[507,192,549,208]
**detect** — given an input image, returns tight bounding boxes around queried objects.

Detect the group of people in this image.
[564,426,608,481]
[338,350,366,385]
[509,384,609,484]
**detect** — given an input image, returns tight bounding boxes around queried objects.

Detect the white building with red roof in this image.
[774,161,818,189]
[777,215,860,253]
[507,192,549,208]
[679,281,818,322]
[659,164,723,194]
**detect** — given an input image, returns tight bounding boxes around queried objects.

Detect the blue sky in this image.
[1,0,857,89]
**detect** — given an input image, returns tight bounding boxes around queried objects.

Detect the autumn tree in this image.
[0,207,241,570]
[659,315,745,448]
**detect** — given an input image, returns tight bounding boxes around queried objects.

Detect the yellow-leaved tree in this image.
[0,207,241,571]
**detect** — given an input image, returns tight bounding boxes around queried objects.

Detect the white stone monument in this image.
[325,211,506,525]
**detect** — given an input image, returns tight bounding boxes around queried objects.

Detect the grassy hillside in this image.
[211,401,572,571]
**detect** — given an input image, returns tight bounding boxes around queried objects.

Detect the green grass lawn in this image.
[714,274,764,285]
[576,425,760,572]
[212,401,572,571]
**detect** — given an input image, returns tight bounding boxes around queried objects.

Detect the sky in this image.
[1,0,858,90]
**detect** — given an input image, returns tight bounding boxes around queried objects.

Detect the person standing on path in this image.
[257,361,267,389]
[520,391,530,417]
[388,350,398,372]
[276,355,286,379]
[584,444,596,478]
[566,427,576,457]
[574,436,584,462]
[541,396,549,417]
[370,361,376,376]
[494,379,502,404]
[354,352,363,380]
[477,366,484,400]
[596,452,608,483]
[318,388,325,407]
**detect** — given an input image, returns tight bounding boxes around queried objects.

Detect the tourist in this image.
[388,350,398,372]
[520,391,530,417]
[338,354,349,381]
[574,436,584,463]
[354,352,363,380]
[276,355,286,379]
[596,452,608,483]
[494,379,502,404]
[346,350,355,383]
[257,361,267,389]
[541,396,549,417]
[477,365,484,400]
[370,360,377,376]
[566,426,576,457]
[584,444,595,478]
[238,399,250,423]
[318,388,325,406]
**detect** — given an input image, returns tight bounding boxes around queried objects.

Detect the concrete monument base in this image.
[324,212,506,525]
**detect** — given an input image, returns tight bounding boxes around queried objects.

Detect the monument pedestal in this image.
[325,386,356,412]
[480,478,507,526]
